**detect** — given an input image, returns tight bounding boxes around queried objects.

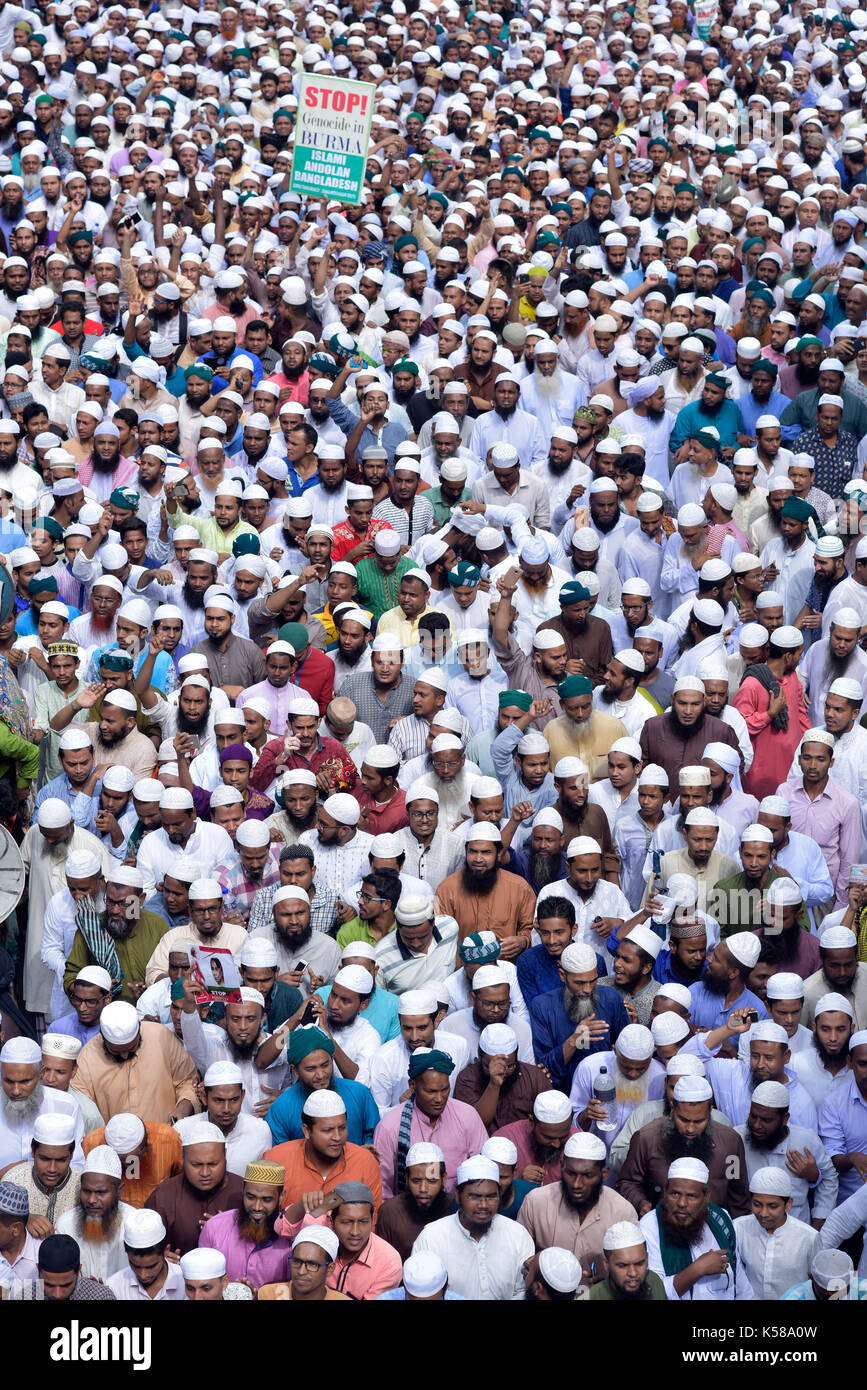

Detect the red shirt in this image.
[291,646,335,713]
[356,786,408,834]
[251,734,358,795]
[330,518,395,564]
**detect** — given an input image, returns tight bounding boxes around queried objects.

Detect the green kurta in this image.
[63,910,169,1005]
[587,1271,667,1300]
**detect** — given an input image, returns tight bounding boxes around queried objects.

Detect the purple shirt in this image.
[817,1074,867,1205]
[197,1207,293,1288]
[779,779,860,908]
[50,1011,100,1046]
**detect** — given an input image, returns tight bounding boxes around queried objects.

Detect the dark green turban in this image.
[28,574,57,596]
[499,689,532,711]
[448,562,480,587]
[408,1048,455,1079]
[558,673,593,698]
[287,1026,334,1064]
[559,580,592,605]
[233,533,261,557]
[781,496,820,528]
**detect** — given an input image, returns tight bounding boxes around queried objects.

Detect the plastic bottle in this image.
[593,1064,617,1132]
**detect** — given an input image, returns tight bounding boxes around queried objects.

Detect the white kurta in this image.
[0,1088,85,1170]
[106,1260,186,1300]
[640,1209,757,1300]
[733,1213,821,1300]
[412,1212,533,1300]
[444,1007,535,1066]
[55,1201,136,1280]
[20,826,111,1015]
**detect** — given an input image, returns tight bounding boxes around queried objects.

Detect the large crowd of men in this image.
[0,0,867,1308]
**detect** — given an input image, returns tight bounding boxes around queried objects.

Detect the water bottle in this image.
[593,1064,617,1133]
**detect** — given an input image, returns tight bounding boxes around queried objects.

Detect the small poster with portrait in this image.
[189,944,242,1004]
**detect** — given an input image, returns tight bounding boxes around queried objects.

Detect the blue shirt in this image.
[652,950,706,987]
[143,892,188,933]
[517,944,606,1008]
[266,1076,380,1147]
[688,980,768,1031]
[36,773,86,819]
[50,1011,100,1046]
[818,1074,867,1205]
[736,388,792,440]
[528,983,630,1092]
[490,723,557,820]
[326,395,407,468]
[16,601,81,635]
[316,983,400,1044]
[668,398,745,452]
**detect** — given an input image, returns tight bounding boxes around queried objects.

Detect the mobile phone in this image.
[295,960,308,973]
[743,1009,759,1026]
[300,998,318,1026]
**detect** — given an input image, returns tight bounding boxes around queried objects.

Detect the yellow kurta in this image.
[542,711,628,782]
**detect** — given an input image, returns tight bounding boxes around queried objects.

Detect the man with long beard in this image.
[138,551,219,650]
[178,976,286,1114]
[196,1161,293,1288]
[55,1146,132,1280]
[735,1081,838,1226]
[800,614,867,725]
[63,865,167,1008]
[640,677,740,793]
[587,1221,667,1300]
[0,1038,85,1170]
[518,343,584,440]
[79,422,137,503]
[529,942,629,1092]
[617,1074,750,1217]
[435,827,536,958]
[518,1131,639,1263]
[639,1157,756,1299]
[51,686,157,784]
[248,883,342,991]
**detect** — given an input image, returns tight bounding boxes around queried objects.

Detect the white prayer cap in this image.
[58,728,91,752]
[271,886,310,908]
[41,1033,82,1060]
[99,1001,140,1046]
[65,851,101,879]
[759,795,790,819]
[564,1133,606,1161]
[465,821,502,844]
[235,819,271,848]
[651,1013,690,1047]
[395,895,434,928]
[322,792,361,826]
[560,943,597,974]
[616,1024,655,1061]
[815,992,854,1019]
[470,777,502,799]
[765,972,804,1001]
[181,1122,227,1147]
[811,1249,854,1290]
[104,1113,146,1153]
[77,965,113,993]
[624,924,662,960]
[673,1075,713,1104]
[134,778,164,803]
[850,1030,867,1051]
[741,823,773,845]
[750,1020,788,1045]
[766,878,803,908]
[666,1053,706,1079]
[37,798,73,828]
[33,1113,76,1145]
[160,786,194,810]
[829,677,864,703]
[292,1226,339,1262]
[565,836,601,859]
[516,730,550,757]
[820,926,857,950]
[725,932,761,970]
[180,1248,227,1279]
[402,1250,449,1297]
[398,990,438,1017]
[534,808,563,832]
[123,1209,167,1249]
[749,1166,791,1198]
[684,809,718,829]
[237,938,278,970]
[538,1247,582,1294]
[482,1137,518,1166]
[238,988,265,1011]
[672,676,705,695]
[667,1157,709,1185]
[302,1091,347,1119]
[405,1142,446,1171]
[751,1081,791,1109]
[414,667,449,693]
[769,625,804,652]
[334,965,374,997]
[638,764,668,788]
[456,1155,500,1185]
[554,758,590,780]
[654,985,694,1021]
[84,1145,123,1180]
[189,878,223,901]
[0,1038,41,1065]
[533,1091,573,1124]
[677,503,705,528]
[203,1062,244,1088]
[341,942,376,964]
[830,607,861,630]
[603,1221,646,1251]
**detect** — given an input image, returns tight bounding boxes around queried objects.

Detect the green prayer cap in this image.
[674,181,696,195]
[427,190,448,209]
[705,372,729,390]
[747,285,774,307]
[110,487,139,511]
[68,229,92,245]
[781,496,819,527]
[185,363,214,382]
[28,573,57,596]
[742,237,766,254]
[558,673,593,698]
[278,621,310,655]
[447,561,480,588]
[528,126,550,141]
[408,1048,455,1080]
[233,533,261,557]
[287,1026,334,1064]
[99,650,134,672]
[459,932,502,965]
[393,357,419,376]
[559,580,592,606]
[40,517,64,542]
[752,358,778,377]
[647,136,670,150]
[796,336,823,351]
[394,234,419,253]
[499,689,532,711]
[171,979,186,1001]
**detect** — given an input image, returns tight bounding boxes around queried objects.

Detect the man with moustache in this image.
[791,993,855,1111]
[517,1132,639,1260]
[49,687,157,783]
[177,973,287,1113]
[375,1142,452,1261]
[616,1074,750,1218]
[248,883,342,988]
[145,1122,245,1256]
[529,941,629,1092]
[0,1039,85,1171]
[639,678,741,793]
[55,1146,133,1279]
[639,1157,756,1299]
[435,826,536,957]
[196,1160,293,1287]
[588,1221,667,1300]
[63,865,168,1007]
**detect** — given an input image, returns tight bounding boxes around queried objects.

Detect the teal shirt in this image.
[668,398,746,452]
[316,983,400,1043]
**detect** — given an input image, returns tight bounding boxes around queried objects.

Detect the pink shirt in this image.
[280,1212,402,1300]
[198,1207,293,1288]
[373,1099,490,1199]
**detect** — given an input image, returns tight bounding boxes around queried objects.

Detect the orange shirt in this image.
[258,1285,350,1300]
[264,1138,383,1213]
[83,1122,183,1207]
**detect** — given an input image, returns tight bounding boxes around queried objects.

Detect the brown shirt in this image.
[435,869,537,946]
[453,358,507,403]
[639,712,741,798]
[144,1171,245,1255]
[375,1190,452,1263]
[536,613,614,687]
[517,1181,639,1260]
[453,1060,552,1134]
[616,1114,751,1217]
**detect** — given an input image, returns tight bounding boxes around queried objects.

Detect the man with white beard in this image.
[660,505,739,610]
[518,343,585,439]
[19,799,110,1019]
[799,612,867,726]
[530,427,593,518]
[0,1038,85,1170]
[568,1023,666,1155]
